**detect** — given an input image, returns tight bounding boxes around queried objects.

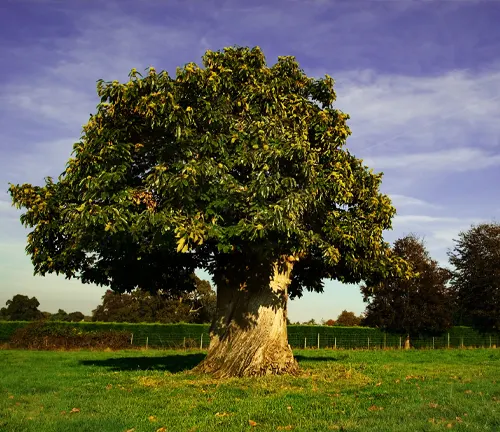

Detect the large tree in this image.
[361,235,453,336]
[448,223,500,331]
[9,46,410,377]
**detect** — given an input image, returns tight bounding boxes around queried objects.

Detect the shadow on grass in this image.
[79,353,343,373]
[79,353,206,373]
[294,355,342,363]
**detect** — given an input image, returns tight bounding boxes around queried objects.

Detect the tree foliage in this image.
[9,46,410,298]
[0,294,43,321]
[362,235,453,335]
[92,275,216,323]
[335,310,362,327]
[448,223,500,331]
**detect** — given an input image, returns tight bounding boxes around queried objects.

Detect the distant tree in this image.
[303,319,317,325]
[41,311,52,320]
[67,311,85,322]
[448,223,500,331]
[324,319,336,326]
[92,275,216,323]
[362,235,453,335]
[335,310,361,326]
[1,294,43,321]
[51,309,69,321]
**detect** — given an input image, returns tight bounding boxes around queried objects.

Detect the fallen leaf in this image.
[215,412,230,417]
[149,415,157,422]
[429,403,438,408]
[249,419,258,426]
[60,411,67,415]
[70,408,80,414]
[106,384,113,390]
[464,390,472,394]
[287,406,292,410]
[375,382,382,387]
[368,405,384,411]
[277,426,293,430]
[8,396,14,399]
[156,428,167,432]
[456,416,463,423]
[125,429,135,432]
[446,423,453,428]
[395,379,400,384]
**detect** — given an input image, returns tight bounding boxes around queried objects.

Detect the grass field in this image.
[1,348,499,431]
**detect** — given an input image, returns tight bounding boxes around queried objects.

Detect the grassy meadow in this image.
[1,348,499,431]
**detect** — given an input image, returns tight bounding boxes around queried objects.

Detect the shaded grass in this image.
[0,348,499,431]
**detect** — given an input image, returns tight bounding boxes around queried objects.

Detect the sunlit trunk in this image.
[193,258,299,378]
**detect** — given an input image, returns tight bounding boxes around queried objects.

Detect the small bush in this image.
[10,321,131,350]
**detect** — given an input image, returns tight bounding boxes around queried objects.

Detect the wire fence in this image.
[128,333,500,350]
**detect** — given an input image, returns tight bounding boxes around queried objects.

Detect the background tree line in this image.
[2,222,499,335]
[1,275,216,324]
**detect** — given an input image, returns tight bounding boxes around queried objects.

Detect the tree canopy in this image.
[9,46,409,296]
[448,222,500,331]
[0,294,43,321]
[362,235,453,335]
[9,46,411,376]
[335,310,362,327]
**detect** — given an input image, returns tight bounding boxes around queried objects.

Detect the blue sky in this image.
[1,0,499,322]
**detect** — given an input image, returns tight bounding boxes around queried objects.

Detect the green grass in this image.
[1,348,499,431]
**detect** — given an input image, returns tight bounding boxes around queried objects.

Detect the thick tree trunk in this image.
[193,258,299,378]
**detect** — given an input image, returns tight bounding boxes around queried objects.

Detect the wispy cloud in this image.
[365,148,500,173]
[335,67,500,157]
[389,194,440,209]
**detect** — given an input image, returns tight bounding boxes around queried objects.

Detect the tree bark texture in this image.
[193,258,299,378]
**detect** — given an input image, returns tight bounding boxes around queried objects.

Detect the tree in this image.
[324,319,335,326]
[51,309,69,321]
[448,223,500,331]
[1,294,43,321]
[92,275,215,323]
[67,311,85,322]
[362,235,453,335]
[335,310,361,326]
[9,46,410,377]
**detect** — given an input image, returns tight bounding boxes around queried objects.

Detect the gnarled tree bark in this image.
[193,257,299,378]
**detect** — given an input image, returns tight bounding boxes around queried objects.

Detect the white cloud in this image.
[389,194,440,209]
[365,147,500,173]
[333,67,500,157]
